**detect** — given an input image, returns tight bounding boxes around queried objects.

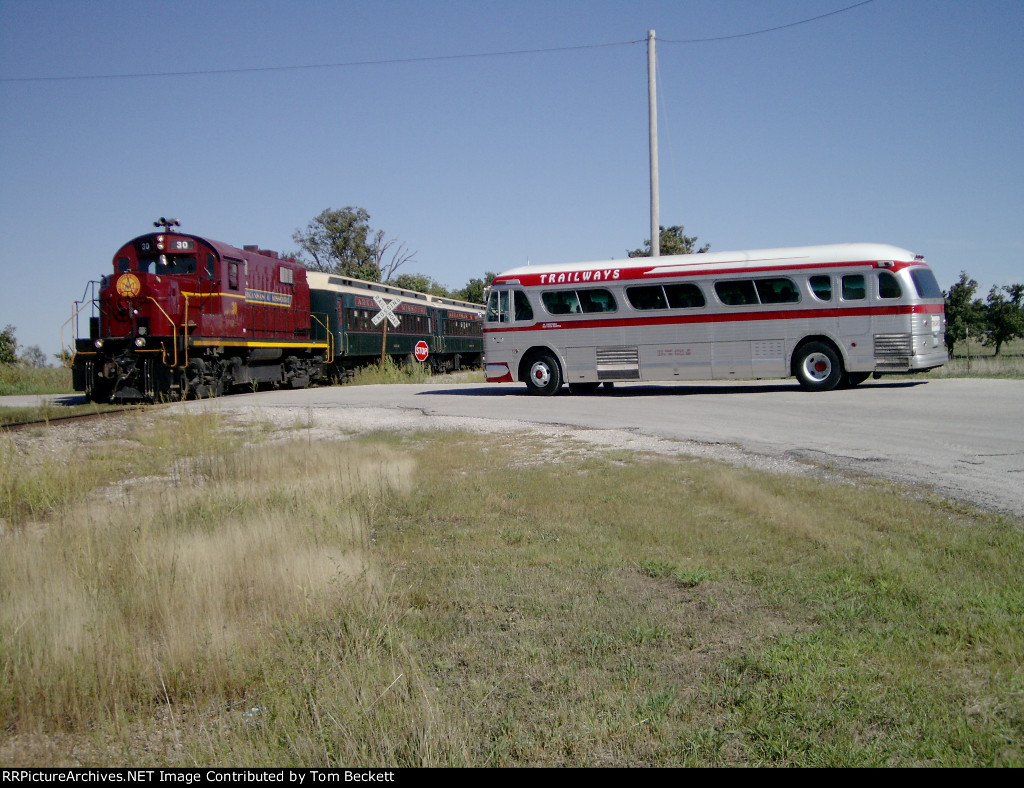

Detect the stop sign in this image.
[414,340,429,362]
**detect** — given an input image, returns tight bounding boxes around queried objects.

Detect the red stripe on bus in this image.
[483,303,943,333]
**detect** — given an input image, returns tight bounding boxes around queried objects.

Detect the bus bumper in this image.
[485,362,514,383]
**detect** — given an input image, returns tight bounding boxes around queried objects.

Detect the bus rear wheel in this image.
[524,353,562,396]
[794,342,843,392]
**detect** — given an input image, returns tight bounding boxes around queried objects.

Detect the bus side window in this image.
[841,274,865,301]
[810,275,832,301]
[626,285,667,310]
[878,271,902,299]
[514,290,534,321]
[715,280,757,306]
[665,283,705,309]
[579,289,616,313]
[542,291,581,315]
[755,277,800,304]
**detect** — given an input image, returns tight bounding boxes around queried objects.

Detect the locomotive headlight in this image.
[94,339,104,349]
[134,337,147,348]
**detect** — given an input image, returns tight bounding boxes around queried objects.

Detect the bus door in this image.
[485,287,534,348]
[837,272,872,367]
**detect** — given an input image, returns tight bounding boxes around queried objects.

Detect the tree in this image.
[981,283,1024,355]
[291,207,377,280]
[628,225,709,258]
[389,272,450,297]
[19,345,49,368]
[943,271,985,356]
[456,273,497,305]
[0,324,17,365]
[373,231,417,283]
[291,207,418,282]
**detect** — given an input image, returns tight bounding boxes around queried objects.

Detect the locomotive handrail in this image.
[146,296,179,367]
[311,312,334,363]
[60,299,96,368]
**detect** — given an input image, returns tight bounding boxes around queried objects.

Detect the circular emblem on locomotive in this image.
[116,273,141,298]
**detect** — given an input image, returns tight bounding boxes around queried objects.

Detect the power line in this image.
[659,0,876,44]
[0,40,642,84]
[0,1,876,84]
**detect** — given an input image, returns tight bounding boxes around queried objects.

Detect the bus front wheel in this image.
[794,342,843,392]
[524,353,562,395]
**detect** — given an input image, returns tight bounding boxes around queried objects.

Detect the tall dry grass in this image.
[1,412,464,764]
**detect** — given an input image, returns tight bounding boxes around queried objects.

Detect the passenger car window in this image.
[841,274,865,301]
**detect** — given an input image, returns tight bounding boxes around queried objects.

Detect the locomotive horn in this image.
[153,217,181,232]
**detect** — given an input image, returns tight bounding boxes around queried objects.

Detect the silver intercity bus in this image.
[483,243,946,394]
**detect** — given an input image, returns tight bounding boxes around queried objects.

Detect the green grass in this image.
[2,412,1021,767]
[0,365,73,397]
[347,356,481,386]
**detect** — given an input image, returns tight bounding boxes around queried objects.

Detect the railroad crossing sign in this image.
[414,340,429,362]
[371,295,402,328]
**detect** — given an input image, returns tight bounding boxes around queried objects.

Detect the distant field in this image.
[2,409,1021,767]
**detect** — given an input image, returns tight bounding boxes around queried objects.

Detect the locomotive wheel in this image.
[524,353,562,396]
[794,342,843,392]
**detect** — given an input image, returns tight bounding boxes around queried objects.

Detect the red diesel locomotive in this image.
[72,219,328,402]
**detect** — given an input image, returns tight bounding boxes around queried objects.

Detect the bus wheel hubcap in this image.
[806,354,831,380]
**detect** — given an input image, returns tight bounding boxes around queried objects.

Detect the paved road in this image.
[6,378,1023,518]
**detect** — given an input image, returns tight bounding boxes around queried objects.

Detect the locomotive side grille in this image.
[874,332,912,369]
[597,345,640,380]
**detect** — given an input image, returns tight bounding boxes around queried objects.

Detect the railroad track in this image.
[0,403,160,431]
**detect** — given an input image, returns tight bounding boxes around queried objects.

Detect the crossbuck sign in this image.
[371,295,402,328]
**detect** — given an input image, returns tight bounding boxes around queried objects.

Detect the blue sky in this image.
[1,0,1021,357]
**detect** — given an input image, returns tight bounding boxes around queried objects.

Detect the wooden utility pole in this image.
[648,29,660,257]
